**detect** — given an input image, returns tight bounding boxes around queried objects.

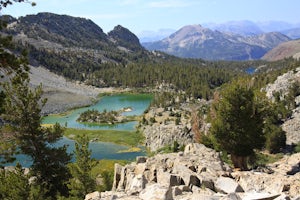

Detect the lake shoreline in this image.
[41,87,134,116]
[41,87,154,117]
[42,93,153,146]
[64,128,145,147]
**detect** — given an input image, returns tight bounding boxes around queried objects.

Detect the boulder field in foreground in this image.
[86,143,300,200]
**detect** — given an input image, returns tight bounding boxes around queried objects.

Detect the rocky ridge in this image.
[142,24,290,60]
[143,123,193,152]
[85,143,300,200]
[265,67,300,145]
[108,25,144,52]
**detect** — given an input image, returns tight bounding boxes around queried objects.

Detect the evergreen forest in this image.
[1,1,300,199]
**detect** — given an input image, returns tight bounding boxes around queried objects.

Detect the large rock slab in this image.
[215,177,244,194]
[127,174,148,194]
[173,164,201,187]
[139,184,172,200]
[112,163,123,191]
[157,169,183,187]
[85,191,101,200]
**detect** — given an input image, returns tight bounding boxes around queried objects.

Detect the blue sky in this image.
[2,0,300,34]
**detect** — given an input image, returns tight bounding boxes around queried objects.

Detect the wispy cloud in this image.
[148,0,194,8]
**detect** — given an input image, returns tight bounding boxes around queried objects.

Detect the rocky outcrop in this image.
[86,144,300,200]
[143,123,194,152]
[265,68,300,100]
[141,106,195,152]
[265,67,300,145]
[108,25,144,52]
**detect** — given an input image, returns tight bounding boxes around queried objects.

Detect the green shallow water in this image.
[42,93,153,131]
[12,137,146,167]
[6,94,152,167]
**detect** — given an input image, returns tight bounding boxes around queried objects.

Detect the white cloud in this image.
[148,0,194,8]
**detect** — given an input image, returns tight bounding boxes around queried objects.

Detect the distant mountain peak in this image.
[108,25,143,51]
[143,24,290,60]
[182,24,203,29]
[167,24,213,43]
[174,24,205,34]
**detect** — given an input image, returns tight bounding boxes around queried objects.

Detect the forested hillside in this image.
[0,13,241,99]
[1,5,300,200]
[1,12,298,99]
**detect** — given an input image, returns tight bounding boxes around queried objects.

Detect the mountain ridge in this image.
[2,12,145,53]
[1,12,151,81]
[143,24,290,60]
[138,20,300,44]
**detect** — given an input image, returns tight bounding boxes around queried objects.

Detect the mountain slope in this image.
[3,12,145,54]
[143,24,290,60]
[263,39,300,61]
[7,12,108,49]
[1,13,148,81]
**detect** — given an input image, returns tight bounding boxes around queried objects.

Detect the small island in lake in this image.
[77,108,135,125]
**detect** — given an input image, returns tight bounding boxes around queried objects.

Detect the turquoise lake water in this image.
[7,94,153,167]
[42,93,153,131]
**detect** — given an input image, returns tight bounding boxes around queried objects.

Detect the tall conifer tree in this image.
[210,78,266,170]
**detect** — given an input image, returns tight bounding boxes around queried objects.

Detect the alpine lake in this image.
[12,93,153,167]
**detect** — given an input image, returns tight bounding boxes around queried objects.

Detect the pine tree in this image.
[0,2,69,199]
[210,78,266,170]
[0,163,30,200]
[0,0,34,165]
[2,67,71,199]
[68,134,96,199]
[263,102,287,153]
[0,127,17,166]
